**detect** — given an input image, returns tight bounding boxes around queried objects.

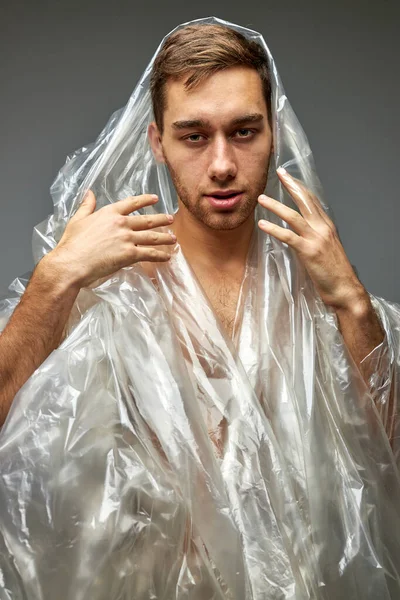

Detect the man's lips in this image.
[204,190,243,209]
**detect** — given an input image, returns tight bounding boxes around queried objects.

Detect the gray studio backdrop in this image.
[0,0,399,300]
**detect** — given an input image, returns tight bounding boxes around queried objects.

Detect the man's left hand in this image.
[257,167,367,311]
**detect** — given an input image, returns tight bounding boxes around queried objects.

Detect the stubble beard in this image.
[164,157,269,231]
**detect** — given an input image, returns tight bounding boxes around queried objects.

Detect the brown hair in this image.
[150,24,272,133]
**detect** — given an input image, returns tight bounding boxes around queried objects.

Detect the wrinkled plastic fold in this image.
[1,16,400,600]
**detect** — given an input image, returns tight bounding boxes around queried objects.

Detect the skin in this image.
[148,67,272,296]
[0,64,386,427]
[150,67,272,232]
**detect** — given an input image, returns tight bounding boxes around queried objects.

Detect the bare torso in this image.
[140,259,243,340]
[191,268,243,340]
[140,256,244,458]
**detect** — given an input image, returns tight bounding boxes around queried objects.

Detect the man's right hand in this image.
[45,191,176,289]
[0,191,176,423]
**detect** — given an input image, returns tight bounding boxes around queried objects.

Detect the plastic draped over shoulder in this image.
[1,15,400,600]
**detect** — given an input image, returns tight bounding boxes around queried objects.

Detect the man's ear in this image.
[148,121,165,163]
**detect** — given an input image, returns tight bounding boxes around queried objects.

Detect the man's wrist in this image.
[332,283,370,317]
[34,251,83,297]
[335,288,385,350]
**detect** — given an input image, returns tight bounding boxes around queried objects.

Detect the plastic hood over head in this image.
[1,15,400,600]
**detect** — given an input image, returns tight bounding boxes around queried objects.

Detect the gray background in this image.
[0,0,399,300]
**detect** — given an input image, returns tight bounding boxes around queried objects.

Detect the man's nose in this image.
[207,137,237,181]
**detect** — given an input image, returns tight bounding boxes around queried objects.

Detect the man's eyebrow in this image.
[171,113,264,130]
[230,113,264,126]
[172,119,211,130]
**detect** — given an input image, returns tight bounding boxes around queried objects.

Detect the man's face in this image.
[150,66,273,231]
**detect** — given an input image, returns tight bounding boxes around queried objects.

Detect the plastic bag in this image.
[1,16,400,600]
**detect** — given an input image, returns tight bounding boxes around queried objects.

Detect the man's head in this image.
[148,24,274,231]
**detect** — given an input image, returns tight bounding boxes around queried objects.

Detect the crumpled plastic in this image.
[1,16,400,600]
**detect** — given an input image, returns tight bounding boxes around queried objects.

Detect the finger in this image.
[258,219,302,248]
[277,168,330,225]
[115,194,159,215]
[258,194,312,237]
[135,247,172,262]
[127,213,174,231]
[133,231,177,246]
[72,190,96,221]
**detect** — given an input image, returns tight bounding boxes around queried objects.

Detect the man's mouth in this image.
[204,190,243,209]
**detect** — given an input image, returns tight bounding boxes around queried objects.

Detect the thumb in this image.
[72,190,96,221]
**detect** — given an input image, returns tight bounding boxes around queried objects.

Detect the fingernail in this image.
[277,166,287,175]
[167,215,174,222]
[170,233,177,241]
[151,194,158,200]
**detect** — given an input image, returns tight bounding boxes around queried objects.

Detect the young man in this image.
[0,20,399,599]
[0,23,385,425]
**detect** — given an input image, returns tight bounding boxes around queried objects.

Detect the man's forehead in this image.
[163,67,268,127]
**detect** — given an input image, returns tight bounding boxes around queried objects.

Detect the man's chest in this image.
[139,260,243,339]
[195,273,242,340]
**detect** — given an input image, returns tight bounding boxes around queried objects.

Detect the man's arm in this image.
[336,293,398,444]
[0,255,80,425]
[257,168,395,419]
[0,191,176,426]
[335,291,386,384]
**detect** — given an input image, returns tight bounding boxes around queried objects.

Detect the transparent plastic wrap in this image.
[1,16,400,600]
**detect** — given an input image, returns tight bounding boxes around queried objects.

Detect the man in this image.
[0,19,399,599]
[0,23,386,424]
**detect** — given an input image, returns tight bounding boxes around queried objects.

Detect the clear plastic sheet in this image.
[1,16,400,600]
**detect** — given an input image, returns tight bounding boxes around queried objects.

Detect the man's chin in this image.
[199,210,254,231]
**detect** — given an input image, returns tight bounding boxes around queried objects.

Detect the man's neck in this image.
[172,205,255,276]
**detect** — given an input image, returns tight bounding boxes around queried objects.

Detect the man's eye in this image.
[235,129,253,138]
[185,134,204,143]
